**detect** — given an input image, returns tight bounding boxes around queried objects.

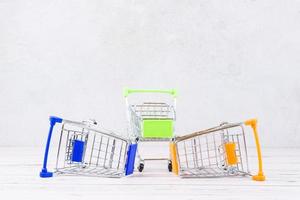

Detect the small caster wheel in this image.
[138,163,144,172]
[168,160,172,172]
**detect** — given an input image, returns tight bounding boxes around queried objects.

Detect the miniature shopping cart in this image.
[170,119,265,181]
[39,116,137,178]
[124,88,177,172]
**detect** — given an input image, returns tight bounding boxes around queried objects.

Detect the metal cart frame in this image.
[170,119,265,181]
[40,116,137,178]
[124,88,177,172]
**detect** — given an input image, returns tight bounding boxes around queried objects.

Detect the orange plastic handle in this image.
[245,119,266,181]
[169,142,179,175]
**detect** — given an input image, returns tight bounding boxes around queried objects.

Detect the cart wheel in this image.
[138,163,144,172]
[168,160,172,172]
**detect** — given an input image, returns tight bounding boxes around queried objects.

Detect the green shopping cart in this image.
[124,88,177,172]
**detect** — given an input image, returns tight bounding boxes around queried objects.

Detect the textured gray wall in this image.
[0,0,299,147]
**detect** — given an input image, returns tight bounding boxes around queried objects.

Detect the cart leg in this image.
[40,116,62,178]
[134,138,145,172]
[136,148,145,172]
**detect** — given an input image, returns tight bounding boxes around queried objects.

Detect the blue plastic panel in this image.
[125,144,137,176]
[71,140,85,162]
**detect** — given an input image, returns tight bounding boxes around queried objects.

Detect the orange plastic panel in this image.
[245,118,266,181]
[225,142,237,166]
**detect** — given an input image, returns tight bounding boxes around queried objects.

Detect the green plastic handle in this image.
[123,88,178,97]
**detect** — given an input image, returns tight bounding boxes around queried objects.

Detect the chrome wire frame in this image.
[174,122,251,178]
[128,102,176,141]
[54,120,129,178]
[127,102,176,166]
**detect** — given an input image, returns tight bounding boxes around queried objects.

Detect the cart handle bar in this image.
[123,88,177,97]
[244,118,266,181]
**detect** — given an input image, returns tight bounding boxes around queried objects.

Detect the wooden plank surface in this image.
[0,146,299,199]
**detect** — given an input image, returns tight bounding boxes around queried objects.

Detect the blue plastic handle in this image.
[39,116,62,178]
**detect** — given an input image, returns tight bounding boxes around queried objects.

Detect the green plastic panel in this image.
[142,119,174,138]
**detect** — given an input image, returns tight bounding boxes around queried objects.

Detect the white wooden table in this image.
[0,146,299,200]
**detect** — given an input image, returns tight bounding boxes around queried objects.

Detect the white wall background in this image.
[0,0,299,147]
